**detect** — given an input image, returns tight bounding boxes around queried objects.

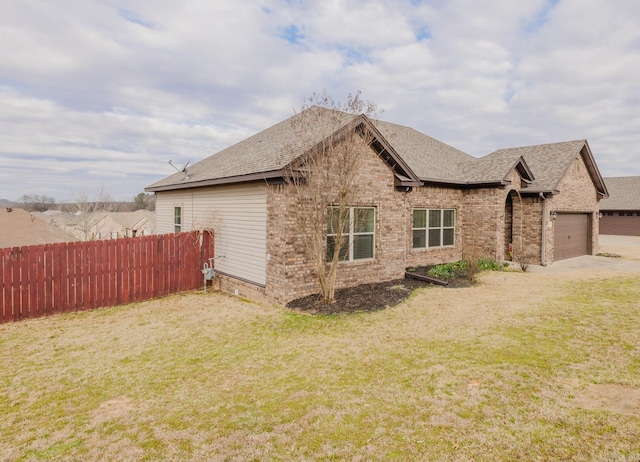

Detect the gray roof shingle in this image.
[482,140,593,192]
[371,120,475,183]
[600,177,640,210]
[146,107,356,190]
[146,107,607,196]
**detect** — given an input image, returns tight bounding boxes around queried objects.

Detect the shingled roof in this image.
[600,177,640,210]
[482,140,607,195]
[146,107,607,196]
[371,120,475,183]
[0,208,77,249]
[146,107,357,191]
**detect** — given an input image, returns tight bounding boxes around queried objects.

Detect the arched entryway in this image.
[504,190,522,261]
[504,192,514,261]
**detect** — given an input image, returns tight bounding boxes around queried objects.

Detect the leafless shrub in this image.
[463,250,482,282]
[71,187,119,240]
[513,246,533,272]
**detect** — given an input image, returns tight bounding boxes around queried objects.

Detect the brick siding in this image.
[265,140,462,304]
[545,153,600,262]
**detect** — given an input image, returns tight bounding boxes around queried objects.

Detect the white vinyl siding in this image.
[155,183,268,285]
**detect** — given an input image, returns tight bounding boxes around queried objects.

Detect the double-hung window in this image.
[327,207,375,262]
[174,206,182,233]
[413,209,455,248]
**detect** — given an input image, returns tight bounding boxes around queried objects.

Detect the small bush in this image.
[428,261,468,279]
[478,258,503,271]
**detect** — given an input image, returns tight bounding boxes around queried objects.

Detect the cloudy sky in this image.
[1,0,639,202]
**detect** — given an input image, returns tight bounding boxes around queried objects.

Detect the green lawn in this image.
[1,271,640,461]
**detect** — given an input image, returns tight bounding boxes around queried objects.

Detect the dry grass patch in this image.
[599,236,640,261]
[2,272,640,460]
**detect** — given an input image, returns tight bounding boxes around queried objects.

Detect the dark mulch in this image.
[287,265,474,315]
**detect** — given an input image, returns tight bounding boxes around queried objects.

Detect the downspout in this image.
[539,192,547,266]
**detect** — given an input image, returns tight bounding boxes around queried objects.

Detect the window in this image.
[327,207,375,262]
[413,209,455,248]
[174,206,182,233]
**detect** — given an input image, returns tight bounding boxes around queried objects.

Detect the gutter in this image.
[539,192,547,266]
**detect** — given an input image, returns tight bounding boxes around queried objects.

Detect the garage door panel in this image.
[600,214,640,236]
[554,213,589,261]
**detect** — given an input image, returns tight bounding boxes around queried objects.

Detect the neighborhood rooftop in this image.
[600,176,640,210]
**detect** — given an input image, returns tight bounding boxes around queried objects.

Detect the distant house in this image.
[0,208,77,249]
[146,106,608,304]
[110,210,155,237]
[600,177,640,236]
[33,210,155,241]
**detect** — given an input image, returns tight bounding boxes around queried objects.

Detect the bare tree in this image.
[72,188,119,240]
[19,194,56,212]
[283,91,379,303]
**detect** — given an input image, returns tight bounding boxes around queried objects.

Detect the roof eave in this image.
[513,156,535,182]
[550,141,609,197]
[360,116,422,185]
[145,169,283,192]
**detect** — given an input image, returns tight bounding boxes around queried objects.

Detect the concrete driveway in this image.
[528,235,640,274]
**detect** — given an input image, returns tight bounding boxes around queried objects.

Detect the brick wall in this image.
[262,143,601,303]
[461,153,600,267]
[545,153,600,263]
[461,186,502,261]
[265,139,462,304]
[462,169,546,265]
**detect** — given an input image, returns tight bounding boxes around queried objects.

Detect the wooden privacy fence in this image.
[0,231,214,324]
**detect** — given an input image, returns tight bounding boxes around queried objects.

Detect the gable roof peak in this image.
[482,139,606,195]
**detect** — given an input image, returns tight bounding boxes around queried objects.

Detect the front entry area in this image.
[554,213,591,261]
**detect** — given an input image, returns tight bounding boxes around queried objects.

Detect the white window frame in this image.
[413,208,456,249]
[174,205,182,233]
[327,206,375,262]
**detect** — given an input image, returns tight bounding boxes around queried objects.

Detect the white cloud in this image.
[0,0,638,201]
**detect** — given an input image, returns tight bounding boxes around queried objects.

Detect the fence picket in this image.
[44,244,54,316]
[0,249,6,323]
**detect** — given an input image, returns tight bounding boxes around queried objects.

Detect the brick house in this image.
[146,107,608,303]
[599,176,640,236]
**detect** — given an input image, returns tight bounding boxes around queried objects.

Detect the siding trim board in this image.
[147,170,283,192]
[215,270,267,289]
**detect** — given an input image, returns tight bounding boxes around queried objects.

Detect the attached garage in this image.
[554,213,591,261]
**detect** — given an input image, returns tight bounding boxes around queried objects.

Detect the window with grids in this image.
[413,209,455,248]
[327,207,375,262]
[174,206,182,233]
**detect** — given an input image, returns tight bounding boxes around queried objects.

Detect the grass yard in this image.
[1,270,640,461]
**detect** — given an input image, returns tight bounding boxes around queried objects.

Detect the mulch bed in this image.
[287,265,474,315]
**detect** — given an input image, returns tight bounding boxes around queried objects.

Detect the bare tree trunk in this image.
[283,91,379,303]
[72,187,118,241]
